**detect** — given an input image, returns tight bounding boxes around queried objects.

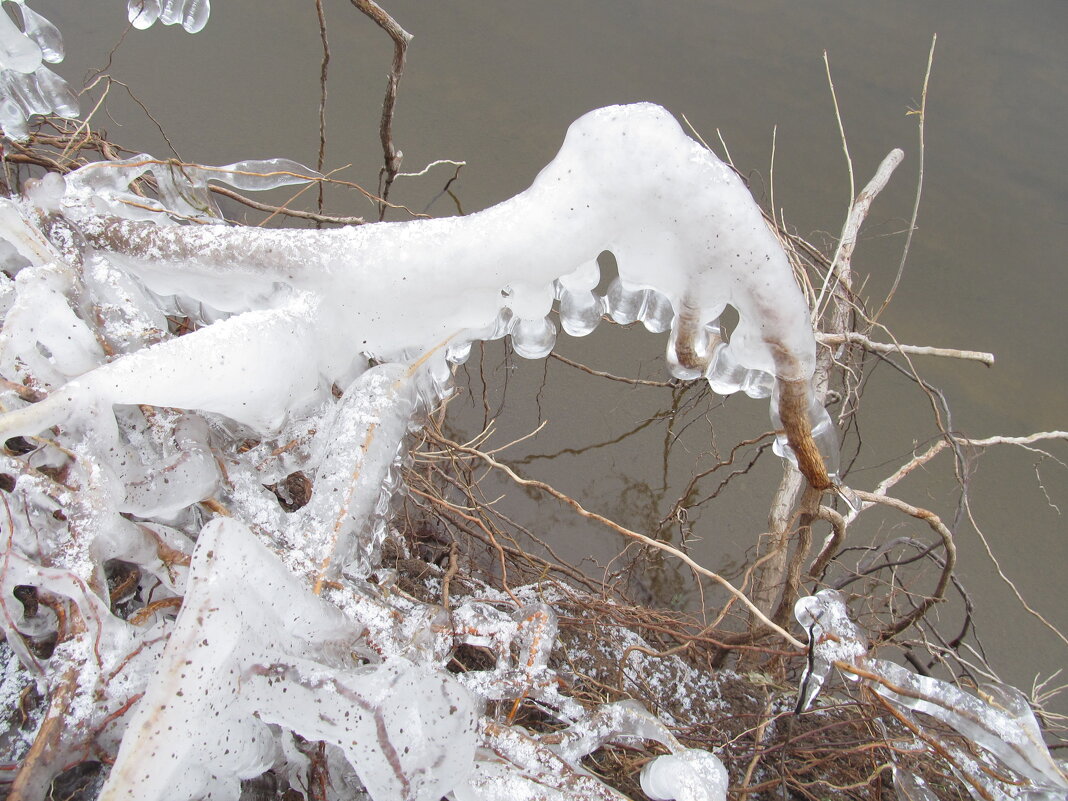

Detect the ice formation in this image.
[795,590,1068,801]
[0,103,838,485]
[126,0,211,33]
[0,0,210,139]
[0,101,848,799]
[0,0,77,138]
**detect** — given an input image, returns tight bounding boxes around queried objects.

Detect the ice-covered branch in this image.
[1,103,838,487]
[795,590,1068,801]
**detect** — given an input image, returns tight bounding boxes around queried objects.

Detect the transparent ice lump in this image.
[0,1,76,139]
[127,0,211,33]
[641,749,729,801]
[0,0,211,139]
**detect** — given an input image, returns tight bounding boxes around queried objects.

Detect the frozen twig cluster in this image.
[796,589,1068,801]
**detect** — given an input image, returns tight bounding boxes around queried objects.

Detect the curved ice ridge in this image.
[0,103,838,478]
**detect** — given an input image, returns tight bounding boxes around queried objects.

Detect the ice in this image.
[557,287,604,336]
[244,657,478,801]
[98,517,362,801]
[291,363,416,581]
[15,4,63,63]
[100,516,479,801]
[0,1,77,138]
[604,278,674,332]
[640,749,729,801]
[203,158,322,191]
[872,661,1068,791]
[62,155,321,224]
[0,101,850,798]
[129,0,210,34]
[793,589,868,712]
[117,417,219,518]
[794,590,1068,801]
[510,316,557,359]
[0,6,42,73]
[892,767,941,801]
[455,722,635,801]
[1,104,831,485]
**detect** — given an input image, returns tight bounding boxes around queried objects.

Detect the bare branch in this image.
[350,0,412,218]
[818,331,995,366]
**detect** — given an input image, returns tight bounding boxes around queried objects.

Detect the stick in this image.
[817,332,994,366]
[350,0,412,218]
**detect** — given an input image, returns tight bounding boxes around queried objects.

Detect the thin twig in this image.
[874,34,936,323]
[314,0,331,217]
[445,439,805,649]
[818,331,994,366]
[350,0,412,218]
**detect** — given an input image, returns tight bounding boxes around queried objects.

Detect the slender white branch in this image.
[396,159,466,179]
[818,331,995,366]
[847,431,1068,524]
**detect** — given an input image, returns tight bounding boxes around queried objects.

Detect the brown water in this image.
[41,2,1068,705]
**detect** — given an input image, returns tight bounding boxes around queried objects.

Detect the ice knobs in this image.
[0,0,212,139]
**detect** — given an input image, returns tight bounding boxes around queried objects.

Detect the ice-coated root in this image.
[3,102,836,487]
[795,590,1068,801]
[98,517,364,801]
[774,377,836,489]
[291,362,417,585]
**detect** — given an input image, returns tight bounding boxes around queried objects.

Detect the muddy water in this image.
[40,2,1067,704]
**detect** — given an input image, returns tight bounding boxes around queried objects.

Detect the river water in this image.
[39,2,1067,709]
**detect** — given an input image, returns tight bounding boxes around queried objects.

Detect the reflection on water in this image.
[37,0,1068,707]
